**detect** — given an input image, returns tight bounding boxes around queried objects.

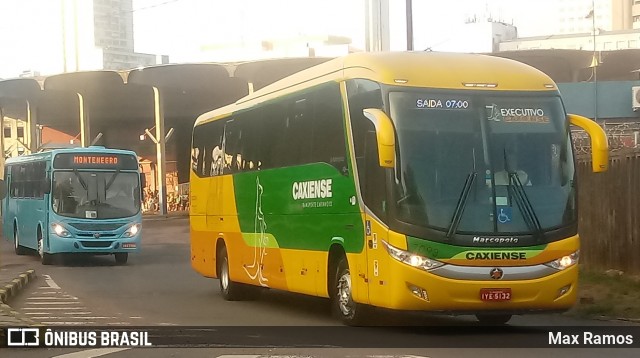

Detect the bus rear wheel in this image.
[217,245,246,301]
[331,256,367,326]
[476,314,512,325]
[115,253,128,264]
[13,227,28,255]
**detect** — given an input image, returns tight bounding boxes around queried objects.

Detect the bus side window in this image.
[312,84,347,173]
[223,119,242,174]
[268,103,293,169]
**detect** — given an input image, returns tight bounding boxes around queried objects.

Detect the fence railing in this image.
[577,149,640,274]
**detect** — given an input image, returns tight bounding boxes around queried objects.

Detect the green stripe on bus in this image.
[241,233,279,248]
[407,236,547,260]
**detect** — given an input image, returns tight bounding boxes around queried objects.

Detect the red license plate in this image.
[480,288,512,302]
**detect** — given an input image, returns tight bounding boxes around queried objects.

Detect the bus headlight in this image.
[544,250,579,270]
[122,224,141,238]
[382,240,444,271]
[52,223,71,237]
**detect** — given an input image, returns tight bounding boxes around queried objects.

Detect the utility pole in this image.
[587,0,598,121]
[406,0,414,51]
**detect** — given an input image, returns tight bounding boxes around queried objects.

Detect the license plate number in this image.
[480,288,511,301]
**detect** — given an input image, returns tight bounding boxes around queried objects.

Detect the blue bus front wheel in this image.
[37,231,52,265]
[115,253,128,264]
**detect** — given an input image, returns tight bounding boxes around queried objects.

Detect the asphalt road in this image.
[2,215,639,357]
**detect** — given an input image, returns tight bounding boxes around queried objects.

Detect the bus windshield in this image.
[388,90,575,236]
[52,171,141,219]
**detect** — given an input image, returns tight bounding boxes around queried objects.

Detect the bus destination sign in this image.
[73,155,119,165]
[415,96,471,110]
[53,153,138,170]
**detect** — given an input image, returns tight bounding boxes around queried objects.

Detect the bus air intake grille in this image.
[80,241,114,248]
[68,223,125,231]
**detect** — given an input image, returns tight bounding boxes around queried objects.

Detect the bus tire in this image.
[331,256,367,326]
[217,245,245,301]
[38,230,52,265]
[115,253,128,264]
[13,226,28,255]
[476,314,512,325]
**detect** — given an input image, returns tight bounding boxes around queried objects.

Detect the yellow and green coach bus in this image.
[189,52,608,325]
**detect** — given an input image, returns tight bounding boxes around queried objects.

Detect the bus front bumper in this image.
[47,234,141,254]
[369,258,578,313]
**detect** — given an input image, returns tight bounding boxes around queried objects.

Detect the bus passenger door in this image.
[361,129,392,308]
[363,214,390,307]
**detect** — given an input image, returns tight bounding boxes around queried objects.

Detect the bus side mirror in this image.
[140,173,146,189]
[0,179,6,200]
[362,108,396,168]
[140,173,146,200]
[568,114,609,173]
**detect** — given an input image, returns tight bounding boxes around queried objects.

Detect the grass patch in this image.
[565,267,640,321]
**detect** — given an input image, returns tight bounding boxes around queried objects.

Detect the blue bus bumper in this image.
[47,233,141,254]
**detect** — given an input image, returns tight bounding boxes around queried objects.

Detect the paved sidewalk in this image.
[0,247,39,327]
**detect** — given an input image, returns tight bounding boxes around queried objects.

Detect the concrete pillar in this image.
[365,0,390,52]
[153,87,168,215]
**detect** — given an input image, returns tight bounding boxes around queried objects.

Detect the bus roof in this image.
[5,146,138,166]
[194,51,557,127]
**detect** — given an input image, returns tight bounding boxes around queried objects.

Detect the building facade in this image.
[60,0,167,73]
[499,29,640,51]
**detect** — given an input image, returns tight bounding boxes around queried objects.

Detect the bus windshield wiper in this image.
[508,172,544,240]
[105,170,120,191]
[446,171,477,239]
[73,169,88,190]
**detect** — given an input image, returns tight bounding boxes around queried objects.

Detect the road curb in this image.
[0,269,36,304]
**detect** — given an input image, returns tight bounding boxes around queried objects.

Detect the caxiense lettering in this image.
[465,251,526,260]
[292,179,332,200]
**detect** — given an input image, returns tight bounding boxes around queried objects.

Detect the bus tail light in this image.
[544,250,579,270]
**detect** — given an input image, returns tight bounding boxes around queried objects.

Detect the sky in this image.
[0,0,561,78]
[131,0,556,59]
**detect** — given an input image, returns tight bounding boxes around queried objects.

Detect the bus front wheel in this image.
[37,231,52,265]
[476,313,512,325]
[331,256,367,326]
[115,253,128,264]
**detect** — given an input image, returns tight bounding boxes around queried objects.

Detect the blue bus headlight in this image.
[122,224,141,238]
[51,223,71,237]
[544,250,579,270]
[382,240,444,271]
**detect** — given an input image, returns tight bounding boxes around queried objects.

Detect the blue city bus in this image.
[1,146,144,265]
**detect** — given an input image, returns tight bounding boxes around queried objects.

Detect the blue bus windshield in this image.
[52,171,141,219]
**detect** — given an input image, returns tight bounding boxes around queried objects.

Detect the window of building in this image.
[17,126,24,139]
[4,127,11,138]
